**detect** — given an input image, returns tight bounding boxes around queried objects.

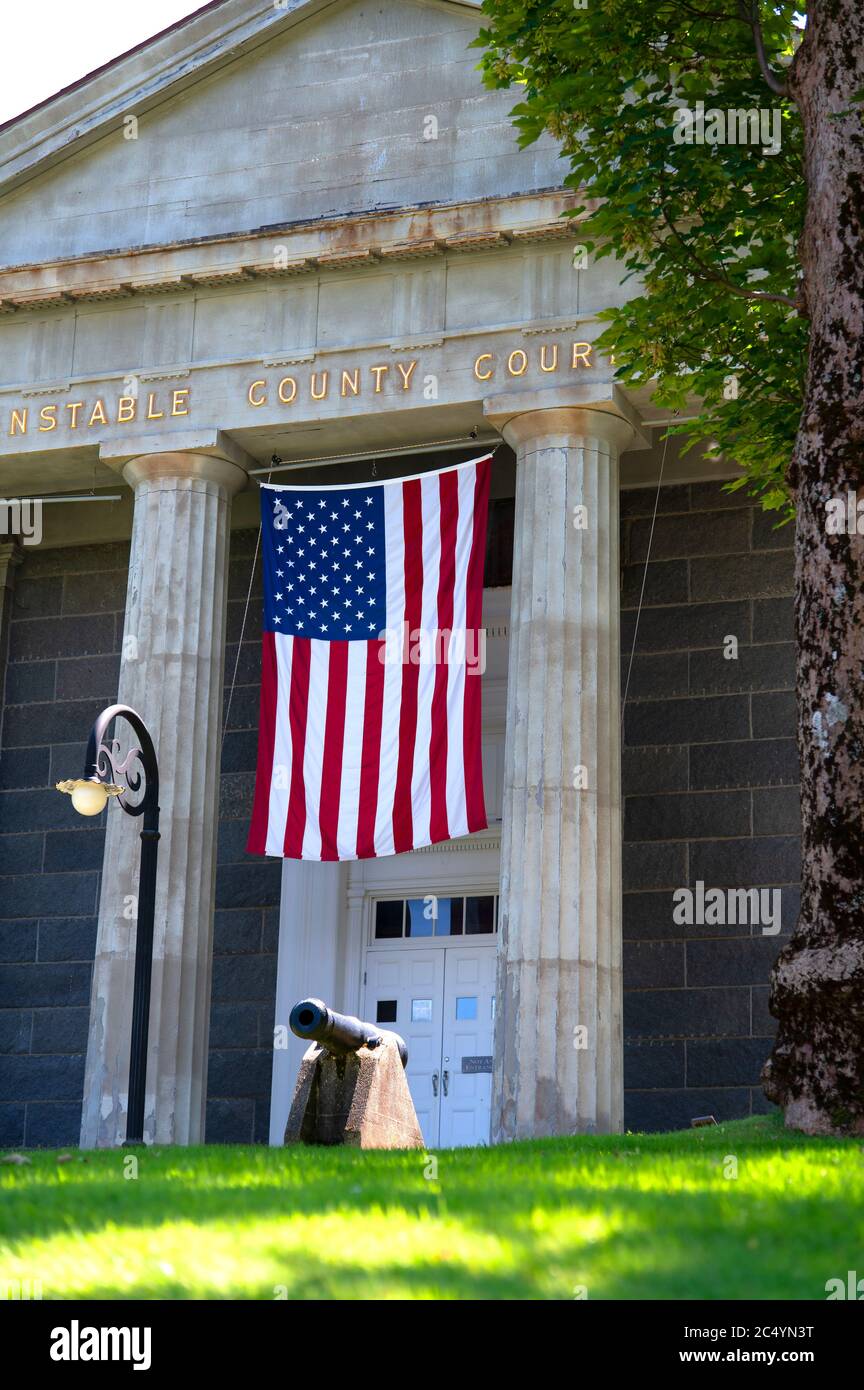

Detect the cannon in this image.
[289,997,408,1068]
[284,996,422,1149]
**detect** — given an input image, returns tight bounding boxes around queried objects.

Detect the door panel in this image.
[439,946,496,1147]
[363,949,445,1146]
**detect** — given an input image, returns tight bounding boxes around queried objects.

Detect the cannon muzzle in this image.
[289,997,408,1067]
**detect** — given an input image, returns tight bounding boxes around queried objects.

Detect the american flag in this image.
[247,453,492,860]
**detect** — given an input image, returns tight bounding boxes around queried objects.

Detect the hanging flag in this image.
[247,453,492,860]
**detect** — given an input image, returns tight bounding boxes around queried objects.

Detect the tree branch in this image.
[740,0,789,96]
[659,205,802,310]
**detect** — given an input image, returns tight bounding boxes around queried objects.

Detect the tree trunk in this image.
[762,0,864,1133]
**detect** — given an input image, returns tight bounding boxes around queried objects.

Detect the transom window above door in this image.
[374,895,498,940]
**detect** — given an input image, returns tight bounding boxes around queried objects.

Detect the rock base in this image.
[284,1034,425,1149]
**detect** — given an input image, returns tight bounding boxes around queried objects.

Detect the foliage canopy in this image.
[474,0,805,514]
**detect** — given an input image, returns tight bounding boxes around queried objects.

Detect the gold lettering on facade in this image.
[395,360,417,390]
[1,337,603,446]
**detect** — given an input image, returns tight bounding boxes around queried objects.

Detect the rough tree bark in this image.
[762,0,864,1133]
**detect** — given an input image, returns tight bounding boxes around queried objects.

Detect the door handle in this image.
[432,1070,439,1097]
[442,1069,449,1096]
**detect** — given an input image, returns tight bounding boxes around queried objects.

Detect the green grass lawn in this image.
[1,1113,862,1300]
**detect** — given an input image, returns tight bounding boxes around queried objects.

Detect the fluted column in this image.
[81,449,247,1147]
[0,542,23,712]
[486,398,635,1140]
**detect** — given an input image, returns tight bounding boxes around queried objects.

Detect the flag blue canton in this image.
[262,485,388,640]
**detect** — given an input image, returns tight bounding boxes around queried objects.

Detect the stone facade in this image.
[0,480,798,1144]
[0,0,802,1147]
[620,484,797,1129]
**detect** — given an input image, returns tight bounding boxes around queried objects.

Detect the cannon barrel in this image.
[289,997,408,1067]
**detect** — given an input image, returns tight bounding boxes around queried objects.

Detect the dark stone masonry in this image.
[0,480,798,1144]
[620,483,798,1131]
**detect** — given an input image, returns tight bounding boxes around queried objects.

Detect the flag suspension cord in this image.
[247,429,501,477]
[222,431,501,748]
[620,416,676,738]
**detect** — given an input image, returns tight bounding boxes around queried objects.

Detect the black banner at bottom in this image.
[7,1298,860,1373]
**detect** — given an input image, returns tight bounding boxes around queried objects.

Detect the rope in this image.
[620,417,677,735]
[220,457,276,751]
[247,429,497,476]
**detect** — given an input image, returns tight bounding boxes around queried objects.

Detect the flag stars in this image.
[267,484,383,639]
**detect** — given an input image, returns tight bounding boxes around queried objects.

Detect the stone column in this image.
[81,442,248,1147]
[484,390,639,1140]
[0,542,23,712]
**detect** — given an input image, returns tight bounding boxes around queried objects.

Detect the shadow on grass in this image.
[2,1119,861,1299]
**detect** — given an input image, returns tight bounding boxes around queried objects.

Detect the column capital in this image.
[99,427,254,495]
[0,540,24,591]
[483,382,650,453]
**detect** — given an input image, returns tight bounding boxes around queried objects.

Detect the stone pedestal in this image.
[285,1037,425,1149]
[485,391,638,1140]
[80,444,248,1147]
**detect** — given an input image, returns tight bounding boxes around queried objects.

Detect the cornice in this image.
[0,190,582,313]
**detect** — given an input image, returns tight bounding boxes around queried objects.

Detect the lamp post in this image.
[57,704,160,1145]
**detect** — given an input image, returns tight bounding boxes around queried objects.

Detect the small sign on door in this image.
[461,1055,493,1074]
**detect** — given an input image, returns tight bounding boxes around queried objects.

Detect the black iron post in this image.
[80,704,160,1144]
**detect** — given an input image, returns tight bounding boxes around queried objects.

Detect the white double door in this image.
[364,942,496,1148]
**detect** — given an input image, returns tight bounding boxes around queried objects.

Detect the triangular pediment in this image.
[0,0,565,268]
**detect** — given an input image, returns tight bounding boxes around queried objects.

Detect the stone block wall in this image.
[0,542,126,1147]
[208,529,279,1144]
[0,531,280,1147]
[620,483,798,1129]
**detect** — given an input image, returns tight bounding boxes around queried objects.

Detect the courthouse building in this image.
[0,0,799,1149]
